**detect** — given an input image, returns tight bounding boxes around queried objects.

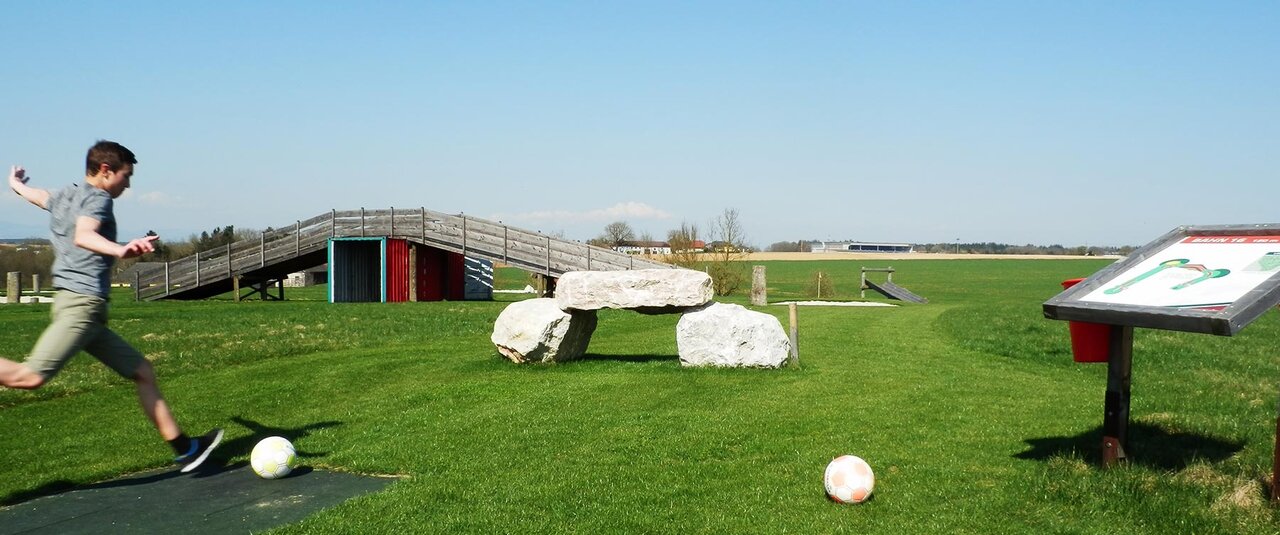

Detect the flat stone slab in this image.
[0,465,397,534]
[555,269,713,313]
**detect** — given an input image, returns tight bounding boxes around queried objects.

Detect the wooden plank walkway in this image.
[863,279,929,304]
[133,208,672,301]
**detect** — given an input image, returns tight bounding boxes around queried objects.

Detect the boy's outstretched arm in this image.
[74,216,160,258]
[8,165,50,209]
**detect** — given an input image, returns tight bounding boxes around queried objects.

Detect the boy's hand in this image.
[8,165,28,189]
[120,235,161,259]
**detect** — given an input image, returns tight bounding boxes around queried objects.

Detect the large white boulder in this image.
[677,303,792,368]
[491,298,597,363]
[555,269,713,313]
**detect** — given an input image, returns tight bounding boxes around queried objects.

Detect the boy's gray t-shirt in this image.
[47,183,116,298]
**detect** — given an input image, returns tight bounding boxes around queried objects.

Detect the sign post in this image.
[1044,224,1280,492]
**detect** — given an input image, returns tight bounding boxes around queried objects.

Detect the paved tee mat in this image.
[0,465,397,534]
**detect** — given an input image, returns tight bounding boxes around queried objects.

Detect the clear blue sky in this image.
[2,1,1276,248]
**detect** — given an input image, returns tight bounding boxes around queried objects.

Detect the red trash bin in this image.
[1061,278,1111,363]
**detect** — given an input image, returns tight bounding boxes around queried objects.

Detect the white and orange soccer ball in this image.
[251,436,296,479]
[824,455,875,504]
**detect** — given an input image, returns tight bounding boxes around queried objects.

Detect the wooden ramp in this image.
[863,279,928,304]
[132,208,671,301]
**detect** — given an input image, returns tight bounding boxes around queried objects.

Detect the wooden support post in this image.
[195,254,201,287]
[233,275,242,303]
[134,272,140,301]
[1102,325,1135,468]
[421,207,426,242]
[408,243,418,302]
[360,207,366,237]
[503,225,509,264]
[1273,406,1280,502]
[165,262,171,297]
[788,303,799,368]
[260,233,266,268]
[546,236,552,276]
[461,214,468,256]
[226,244,233,279]
[296,220,301,257]
[860,269,866,299]
[32,273,40,293]
[751,266,767,306]
[817,272,823,299]
[7,271,21,304]
[331,209,336,237]
[390,206,395,237]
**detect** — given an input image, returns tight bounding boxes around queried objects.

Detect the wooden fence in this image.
[134,208,672,301]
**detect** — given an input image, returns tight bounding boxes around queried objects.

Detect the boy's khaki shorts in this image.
[23,290,146,380]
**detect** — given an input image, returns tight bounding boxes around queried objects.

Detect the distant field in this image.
[3,258,1279,533]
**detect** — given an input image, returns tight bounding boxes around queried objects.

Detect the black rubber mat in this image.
[0,464,397,534]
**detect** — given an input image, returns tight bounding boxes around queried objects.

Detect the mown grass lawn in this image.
[3,258,1280,533]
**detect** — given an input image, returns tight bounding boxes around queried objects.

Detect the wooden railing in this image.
[134,208,672,301]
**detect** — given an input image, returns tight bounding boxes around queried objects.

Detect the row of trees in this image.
[590,208,750,296]
[0,243,53,287]
[0,226,263,287]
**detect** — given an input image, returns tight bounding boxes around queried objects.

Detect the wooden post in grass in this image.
[1101,325,1134,468]
[751,266,766,306]
[233,275,242,303]
[1273,410,1280,502]
[6,272,20,304]
[788,303,799,368]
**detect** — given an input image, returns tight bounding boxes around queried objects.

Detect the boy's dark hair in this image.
[86,140,137,175]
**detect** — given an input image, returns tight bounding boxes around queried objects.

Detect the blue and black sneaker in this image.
[175,428,224,473]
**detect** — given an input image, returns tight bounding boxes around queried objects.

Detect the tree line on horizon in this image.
[765,240,1137,256]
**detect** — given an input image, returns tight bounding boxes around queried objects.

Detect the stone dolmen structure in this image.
[491,269,792,368]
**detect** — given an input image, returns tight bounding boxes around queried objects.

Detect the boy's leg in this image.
[87,326,223,471]
[9,291,107,389]
[85,327,180,440]
[0,357,45,389]
[131,359,181,440]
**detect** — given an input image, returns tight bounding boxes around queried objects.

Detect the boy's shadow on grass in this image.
[1,417,342,505]
[187,416,341,477]
[1015,422,1244,470]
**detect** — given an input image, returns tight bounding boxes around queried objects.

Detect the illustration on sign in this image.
[1080,237,1280,310]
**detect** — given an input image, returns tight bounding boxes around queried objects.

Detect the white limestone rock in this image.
[491,298,597,363]
[555,269,713,313]
[676,303,791,368]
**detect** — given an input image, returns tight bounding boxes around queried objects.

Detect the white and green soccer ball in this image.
[251,436,296,479]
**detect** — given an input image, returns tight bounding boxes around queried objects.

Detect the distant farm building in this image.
[811,241,915,254]
[614,240,706,255]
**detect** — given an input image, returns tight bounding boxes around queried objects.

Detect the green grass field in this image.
[3,259,1280,533]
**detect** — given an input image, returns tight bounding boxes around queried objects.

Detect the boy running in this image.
[1,140,222,473]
